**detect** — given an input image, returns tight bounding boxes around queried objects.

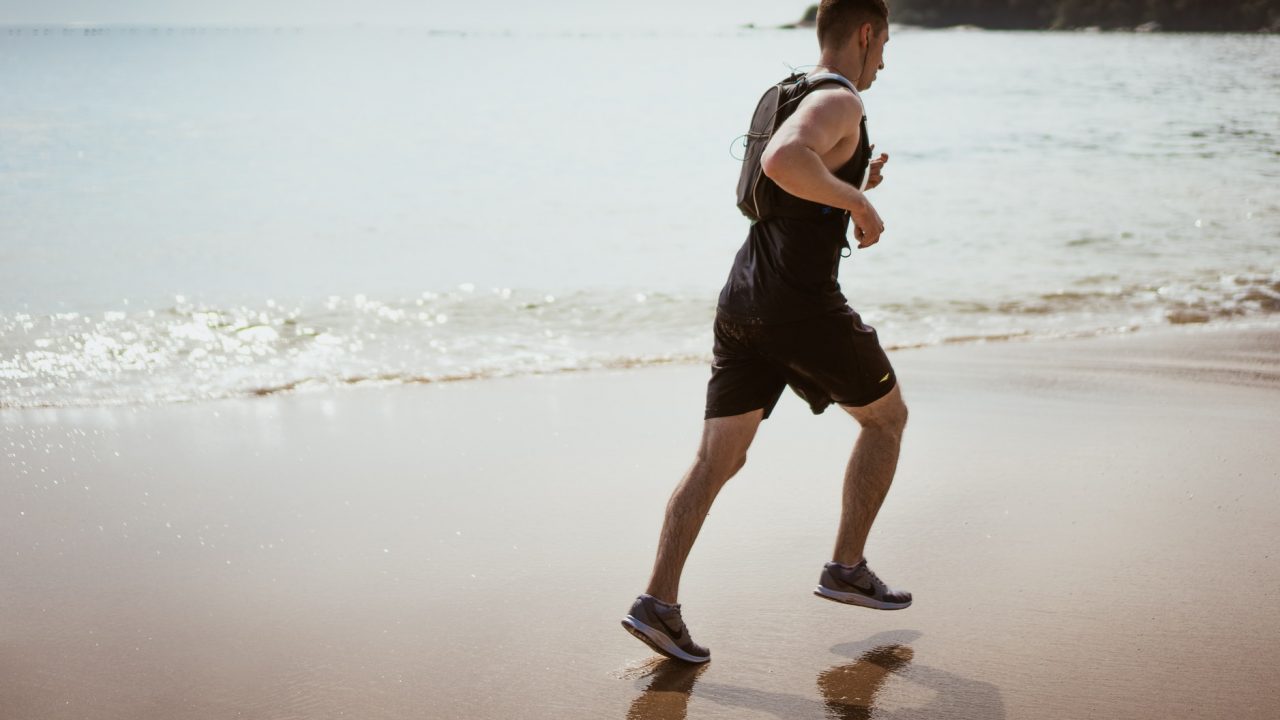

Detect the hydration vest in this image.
[735,71,860,223]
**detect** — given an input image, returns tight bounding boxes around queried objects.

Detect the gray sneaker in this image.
[621,594,710,663]
[814,559,912,610]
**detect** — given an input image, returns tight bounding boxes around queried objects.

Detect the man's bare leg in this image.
[644,409,764,605]
[832,384,908,566]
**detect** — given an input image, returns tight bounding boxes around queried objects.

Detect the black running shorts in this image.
[704,307,897,420]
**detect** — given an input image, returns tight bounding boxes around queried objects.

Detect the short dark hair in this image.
[817,0,889,50]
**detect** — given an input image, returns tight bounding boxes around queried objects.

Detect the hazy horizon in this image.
[0,0,806,30]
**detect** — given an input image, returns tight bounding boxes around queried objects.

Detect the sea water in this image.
[2,24,1277,408]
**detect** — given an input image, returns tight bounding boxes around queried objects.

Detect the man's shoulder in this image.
[797,82,864,122]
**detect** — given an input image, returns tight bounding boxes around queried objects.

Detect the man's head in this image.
[816,0,890,91]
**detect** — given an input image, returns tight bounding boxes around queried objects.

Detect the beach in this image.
[3,323,1278,719]
[3,14,1278,720]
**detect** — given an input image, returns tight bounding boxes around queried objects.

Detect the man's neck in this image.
[813,56,861,84]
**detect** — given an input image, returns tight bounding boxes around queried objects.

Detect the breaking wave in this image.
[2,269,1276,409]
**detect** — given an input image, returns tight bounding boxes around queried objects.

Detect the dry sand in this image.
[2,323,1278,719]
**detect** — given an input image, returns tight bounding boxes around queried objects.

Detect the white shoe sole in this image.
[813,585,912,610]
[621,615,710,664]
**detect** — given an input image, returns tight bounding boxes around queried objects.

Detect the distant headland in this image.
[772,1,1280,33]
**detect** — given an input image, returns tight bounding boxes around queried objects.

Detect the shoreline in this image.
[5,316,1279,414]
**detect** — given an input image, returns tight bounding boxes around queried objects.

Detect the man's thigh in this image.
[770,309,898,414]
[705,316,789,420]
[697,408,765,468]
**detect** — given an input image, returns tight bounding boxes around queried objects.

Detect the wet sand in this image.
[3,324,1279,719]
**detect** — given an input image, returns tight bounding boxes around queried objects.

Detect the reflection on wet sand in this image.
[825,632,1006,720]
[625,658,709,720]
[818,644,914,720]
[623,631,1005,719]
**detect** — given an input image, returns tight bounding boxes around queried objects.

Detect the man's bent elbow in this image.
[760,143,793,184]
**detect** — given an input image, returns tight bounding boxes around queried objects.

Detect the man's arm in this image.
[760,88,885,248]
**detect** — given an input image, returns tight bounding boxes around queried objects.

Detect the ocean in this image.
[2,24,1277,408]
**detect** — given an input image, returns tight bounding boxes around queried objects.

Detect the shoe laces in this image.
[858,564,887,591]
[664,613,687,638]
[653,602,687,638]
[837,561,886,594]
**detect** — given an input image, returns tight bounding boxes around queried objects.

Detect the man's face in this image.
[858,25,889,91]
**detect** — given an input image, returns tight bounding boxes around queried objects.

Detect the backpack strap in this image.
[801,71,860,98]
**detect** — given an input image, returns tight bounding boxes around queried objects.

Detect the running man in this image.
[622,0,909,663]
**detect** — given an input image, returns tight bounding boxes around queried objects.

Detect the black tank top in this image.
[716,113,872,325]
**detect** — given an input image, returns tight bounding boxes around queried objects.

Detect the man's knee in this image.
[692,409,762,482]
[693,449,748,481]
[892,399,909,430]
[864,408,907,438]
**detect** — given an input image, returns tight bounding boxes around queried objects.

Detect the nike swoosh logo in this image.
[853,580,877,596]
[835,572,877,596]
[879,372,892,383]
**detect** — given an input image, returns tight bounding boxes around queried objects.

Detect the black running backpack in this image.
[735,71,858,223]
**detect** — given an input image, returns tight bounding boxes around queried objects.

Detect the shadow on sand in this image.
[625,630,1004,719]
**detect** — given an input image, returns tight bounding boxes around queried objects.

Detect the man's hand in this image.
[850,194,884,249]
[865,144,889,190]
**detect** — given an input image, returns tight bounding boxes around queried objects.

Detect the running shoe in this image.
[813,559,912,610]
[621,594,711,663]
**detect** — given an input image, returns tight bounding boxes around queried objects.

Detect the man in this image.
[621,0,909,664]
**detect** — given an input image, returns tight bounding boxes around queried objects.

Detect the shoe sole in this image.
[813,585,912,610]
[620,616,710,664]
